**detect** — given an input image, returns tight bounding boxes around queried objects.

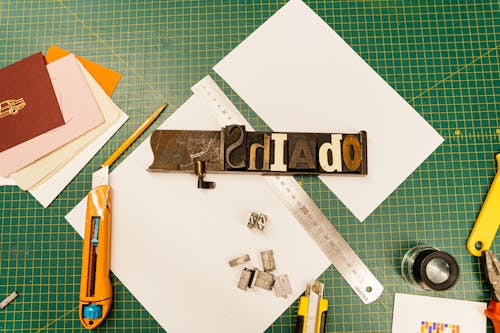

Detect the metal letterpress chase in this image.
[149,125,367,178]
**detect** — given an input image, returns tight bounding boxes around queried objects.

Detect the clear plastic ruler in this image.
[192,75,384,304]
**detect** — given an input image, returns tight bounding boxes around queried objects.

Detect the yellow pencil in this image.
[102,103,167,167]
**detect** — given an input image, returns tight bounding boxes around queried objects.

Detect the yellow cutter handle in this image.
[467,153,500,256]
[79,185,112,329]
[295,296,328,333]
[296,295,309,333]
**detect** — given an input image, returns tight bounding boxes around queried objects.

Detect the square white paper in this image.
[392,293,486,333]
[66,93,330,333]
[214,0,444,221]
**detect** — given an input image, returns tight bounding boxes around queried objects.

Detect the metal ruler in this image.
[192,75,384,304]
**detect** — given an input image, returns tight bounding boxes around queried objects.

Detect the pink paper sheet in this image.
[0,54,103,176]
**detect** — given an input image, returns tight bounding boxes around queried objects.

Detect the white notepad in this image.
[214,0,444,221]
[66,93,330,333]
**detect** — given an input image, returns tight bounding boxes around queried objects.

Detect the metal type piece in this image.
[247,212,268,230]
[256,214,268,231]
[254,271,274,290]
[247,212,258,229]
[224,125,247,170]
[194,160,215,189]
[401,245,459,291]
[0,291,18,309]
[260,250,276,272]
[248,268,259,289]
[228,254,250,267]
[237,268,255,291]
[274,275,292,298]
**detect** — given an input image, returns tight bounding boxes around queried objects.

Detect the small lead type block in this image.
[274,275,292,298]
[237,268,257,291]
[248,212,268,231]
[254,271,274,290]
[260,250,276,272]
[228,254,250,267]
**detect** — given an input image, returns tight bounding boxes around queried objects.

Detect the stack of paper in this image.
[0,46,128,207]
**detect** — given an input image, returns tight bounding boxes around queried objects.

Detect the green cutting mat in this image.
[0,1,499,332]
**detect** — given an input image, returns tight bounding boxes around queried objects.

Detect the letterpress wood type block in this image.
[287,133,317,172]
[270,133,288,172]
[148,127,367,178]
[317,133,343,173]
[223,125,247,170]
[247,132,272,171]
[341,131,367,174]
[148,129,225,172]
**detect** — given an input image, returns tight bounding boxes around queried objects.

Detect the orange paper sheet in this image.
[45,45,121,96]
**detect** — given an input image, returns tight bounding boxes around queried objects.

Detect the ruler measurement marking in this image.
[192,76,384,304]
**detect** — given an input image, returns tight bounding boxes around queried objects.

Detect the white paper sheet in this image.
[213,0,444,221]
[392,293,486,332]
[28,65,128,208]
[0,176,15,186]
[66,93,330,333]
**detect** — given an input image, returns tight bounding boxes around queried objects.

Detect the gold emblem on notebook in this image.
[0,98,26,119]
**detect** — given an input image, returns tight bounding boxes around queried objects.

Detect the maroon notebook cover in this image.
[0,52,65,152]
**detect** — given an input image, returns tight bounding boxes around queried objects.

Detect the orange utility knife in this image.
[79,104,167,329]
[79,165,112,329]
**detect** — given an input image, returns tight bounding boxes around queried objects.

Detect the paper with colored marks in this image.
[12,62,122,190]
[392,293,486,333]
[0,52,65,152]
[0,54,104,176]
[213,0,444,221]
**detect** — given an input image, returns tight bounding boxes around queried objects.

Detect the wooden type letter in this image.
[270,133,288,172]
[342,131,367,173]
[317,134,342,173]
[247,132,271,171]
[287,134,317,171]
[224,125,246,170]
